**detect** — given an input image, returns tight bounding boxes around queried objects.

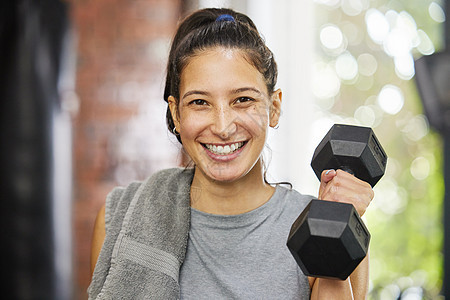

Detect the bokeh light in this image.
[312,61,341,99]
[428,2,445,23]
[365,8,390,44]
[341,21,362,46]
[341,0,369,17]
[410,156,431,181]
[357,53,378,76]
[416,29,435,55]
[335,51,358,81]
[320,24,345,52]
[394,54,415,80]
[402,114,429,142]
[354,105,376,127]
[373,178,408,215]
[377,84,404,115]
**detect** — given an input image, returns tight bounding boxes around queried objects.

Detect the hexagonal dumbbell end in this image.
[310,124,387,187]
[287,199,370,280]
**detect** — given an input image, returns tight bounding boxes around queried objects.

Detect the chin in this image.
[205,166,248,183]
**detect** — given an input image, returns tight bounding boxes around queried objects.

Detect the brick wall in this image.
[70,0,182,297]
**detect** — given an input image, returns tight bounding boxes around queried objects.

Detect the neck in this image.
[190,160,275,215]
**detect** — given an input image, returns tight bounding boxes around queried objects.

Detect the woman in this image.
[89,8,373,299]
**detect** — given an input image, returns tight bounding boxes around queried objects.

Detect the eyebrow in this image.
[231,87,265,96]
[181,90,211,100]
[181,87,264,100]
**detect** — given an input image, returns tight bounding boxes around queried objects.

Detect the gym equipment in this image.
[287,124,387,280]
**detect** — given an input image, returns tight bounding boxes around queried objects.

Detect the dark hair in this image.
[163,8,278,143]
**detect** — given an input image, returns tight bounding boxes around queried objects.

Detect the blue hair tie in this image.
[216,14,235,22]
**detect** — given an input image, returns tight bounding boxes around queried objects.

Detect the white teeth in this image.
[205,142,244,155]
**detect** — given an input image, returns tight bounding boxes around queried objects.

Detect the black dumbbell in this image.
[287,124,387,280]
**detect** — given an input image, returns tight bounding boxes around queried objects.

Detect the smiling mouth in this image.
[202,141,246,155]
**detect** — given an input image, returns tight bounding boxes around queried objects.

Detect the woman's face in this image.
[169,47,281,183]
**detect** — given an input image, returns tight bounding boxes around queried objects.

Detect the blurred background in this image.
[1,0,448,299]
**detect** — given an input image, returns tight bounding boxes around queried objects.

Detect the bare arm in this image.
[349,253,369,299]
[90,204,106,277]
[309,254,368,300]
[309,277,353,300]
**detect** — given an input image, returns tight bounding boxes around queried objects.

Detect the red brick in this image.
[69,0,182,297]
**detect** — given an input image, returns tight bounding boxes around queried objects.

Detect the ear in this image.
[269,89,282,128]
[168,96,181,131]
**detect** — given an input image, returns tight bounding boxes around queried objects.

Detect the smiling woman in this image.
[168,47,281,188]
[88,7,375,300]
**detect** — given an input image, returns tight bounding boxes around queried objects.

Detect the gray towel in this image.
[88,168,194,299]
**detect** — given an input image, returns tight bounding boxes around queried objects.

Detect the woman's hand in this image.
[318,169,374,216]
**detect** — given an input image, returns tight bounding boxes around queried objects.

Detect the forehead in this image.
[180,47,267,93]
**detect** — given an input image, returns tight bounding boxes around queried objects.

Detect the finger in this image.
[335,170,375,203]
[318,169,336,200]
[321,170,365,200]
[320,170,375,215]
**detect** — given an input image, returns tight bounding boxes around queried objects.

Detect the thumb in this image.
[318,169,336,200]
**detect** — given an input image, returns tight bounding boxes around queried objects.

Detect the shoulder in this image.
[106,168,189,206]
[272,185,314,222]
[276,184,314,205]
[104,181,142,228]
[105,167,194,225]
[142,167,195,198]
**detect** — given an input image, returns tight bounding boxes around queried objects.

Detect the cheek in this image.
[239,105,270,134]
[179,111,208,139]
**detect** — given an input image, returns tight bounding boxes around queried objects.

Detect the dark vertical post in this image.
[0,0,73,299]
[414,1,450,297]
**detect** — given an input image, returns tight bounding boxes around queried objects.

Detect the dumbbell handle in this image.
[338,166,353,175]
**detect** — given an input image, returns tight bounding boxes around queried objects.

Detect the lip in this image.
[201,141,248,162]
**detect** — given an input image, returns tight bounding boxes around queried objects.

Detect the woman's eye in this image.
[235,97,253,104]
[190,99,207,105]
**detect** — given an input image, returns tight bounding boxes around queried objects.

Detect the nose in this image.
[211,105,237,140]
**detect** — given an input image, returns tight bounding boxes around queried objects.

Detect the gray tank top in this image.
[179,185,312,299]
